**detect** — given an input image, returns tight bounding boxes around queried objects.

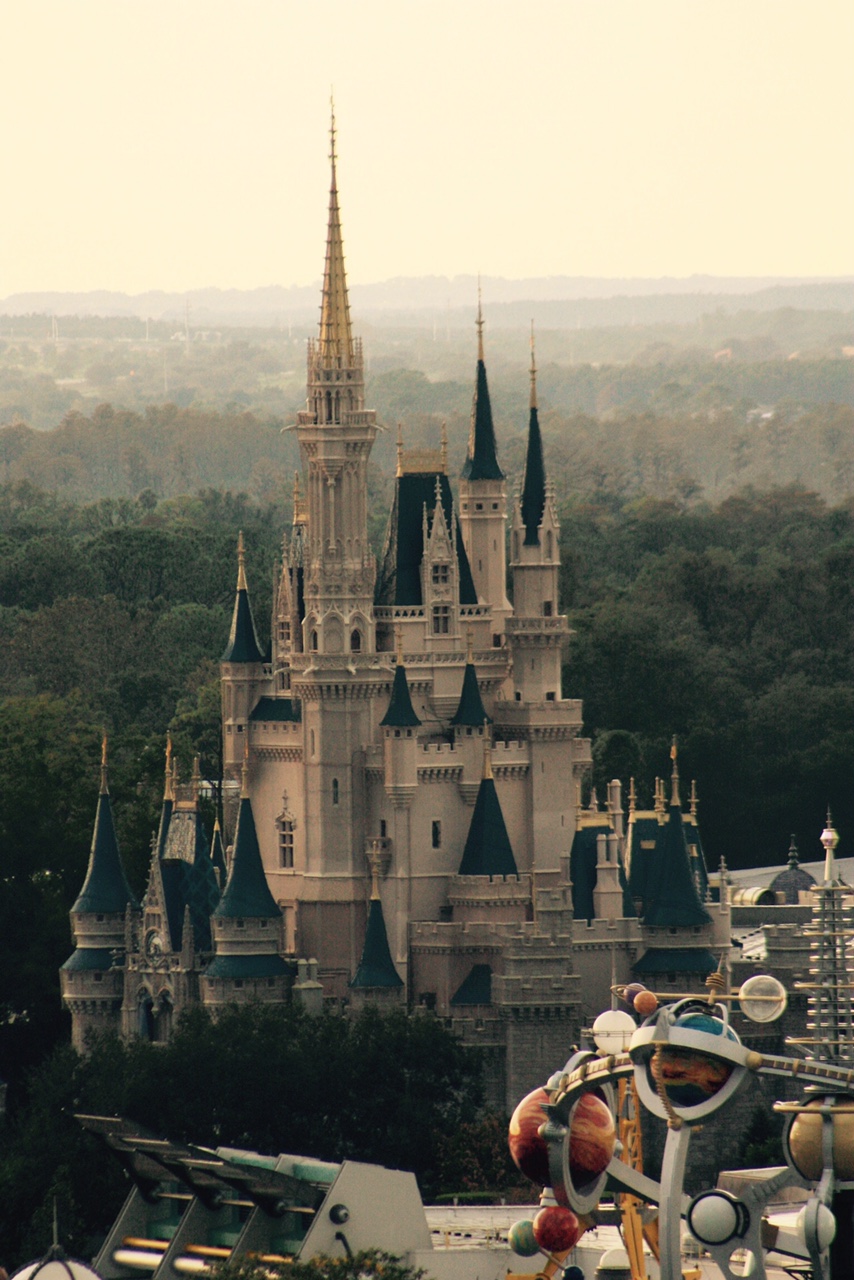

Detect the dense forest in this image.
[1,307,854,1261]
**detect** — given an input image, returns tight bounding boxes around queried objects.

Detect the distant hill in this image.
[2,276,852,329]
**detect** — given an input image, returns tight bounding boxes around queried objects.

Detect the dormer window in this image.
[431,563,449,585]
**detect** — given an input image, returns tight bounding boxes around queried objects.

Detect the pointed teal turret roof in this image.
[155,736,174,861]
[215,774,280,920]
[350,867,402,989]
[380,644,421,728]
[450,638,492,728]
[642,751,711,929]
[520,328,546,545]
[458,742,518,877]
[461,298,504,483]
[72,737,138,915]
[210,817,227,888]
[222,531,264,663]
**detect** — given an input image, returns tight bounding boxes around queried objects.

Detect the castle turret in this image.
[381,634,421,809]
[458,297,511,635]
[642,747,711,930]
[203,750,290,1011]
[222,531,266,769]
[458,738,518,878]
[349,850,403,1007]
[62,737,138,1051]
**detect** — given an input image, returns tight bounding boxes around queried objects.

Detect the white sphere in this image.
[796,1203,837,1251]
[738,974,787,1024]
[688,1191,741,1244]
[592,1009,636,1055]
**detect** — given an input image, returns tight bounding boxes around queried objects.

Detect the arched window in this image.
[546,530,553,558]
[350,629,361,652]
[310,629,318,652]
[332,778,339,805]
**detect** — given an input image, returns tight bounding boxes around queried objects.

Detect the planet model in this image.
[507,1219,540,1257]
[568,1093,617,1183]
[508,1086,552,1186]
[654,1045,732,1107]
[624,983,646,1005]
[788,1097,854,1180]
[634,989,658,1016]
[532,1205,582,1253]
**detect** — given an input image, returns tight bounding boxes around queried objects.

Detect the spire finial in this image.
[482,721,493,780]
[821,808,839,883]
[100,732,109,795]
[368,841,382,901]
[670,736,681,807]
[628,776,636,816]
[466,627,474,664]
[529,320,538,411]
[329,94,337,188]
[192,754,201,804]
[395,624,404,666]
[241,738,250,799]
[787,833,799,868]
[164,733,174,802]
[440,421,448,473]
[396,422,403,476]
[237,530,247,591]
[476,279,484,363]
[689,778,698,818]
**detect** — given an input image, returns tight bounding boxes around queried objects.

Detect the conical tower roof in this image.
[210,817,227,888]
[350,896,403,989]
[642,752,711,928]
[215,792,280,920]
[222,532,264,663]
[461,298,504,482]
[317,105,354,366]
[72,738,138,915]
[380,643,421,728]
[450,658,492,728]
[520,329,546,544]
[458,743,518,877]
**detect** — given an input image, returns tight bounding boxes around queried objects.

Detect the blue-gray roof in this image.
[461,359,504,482]
[215,796,281,919]
[380,664,421,728]
[458,775,518,878]
[520,403,546,545]
[450,663,492,728]
[72,792,138,915]
[450,963,492,1005]
[205,954,290,980]
[249,697,302,722]
[61,947,116,972]
[633,947,718,975]
[222,588,264,663]
[375,471,477,607]
[350,897,403,988]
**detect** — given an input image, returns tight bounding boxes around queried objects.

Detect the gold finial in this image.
[440,421,448,473]
[329,94,337,187]
[192,755,201,804]
[689,778,698,818]
[529,321,538,411]
[476,278,484,362]
[628,776,636,817]
[588,786,599,815]
[482,722,493,780]
[237,530,247,591]
[654,776,665,820]
[100,732,109,795]
[164,733,174,802]
[670,736,680,808]
[396,423,404,477]
[172,755,180,792]
[213,814,221,833]
[241,738,250,799]
[466,627,474,664]
[395,625,404,666]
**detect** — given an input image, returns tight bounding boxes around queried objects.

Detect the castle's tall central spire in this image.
[318,103,354,367]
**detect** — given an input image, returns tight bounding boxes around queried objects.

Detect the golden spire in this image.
[237,530,247,591]
[100,732,109,795]
[670,736,680,808]
[482,722,493,780]
[689,778,698,819]
[440,421,448,473]
[628,776,636,818]
[241,737,250,799]
[164,733,174,802]
[529,321,538,411]
[654,776,665,820]
[395,624,404,666]
[396,423,403,477]
[318,98,354,365]
[476,279,485,362]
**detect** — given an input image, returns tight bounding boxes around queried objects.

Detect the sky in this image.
[1,1,852,295]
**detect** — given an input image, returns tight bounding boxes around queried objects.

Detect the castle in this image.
[61,122,732,1110]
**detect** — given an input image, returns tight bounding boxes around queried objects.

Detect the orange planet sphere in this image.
[568,1093,616,1183]
[655,1045,732,1108]
[634,990,659,1016]
[532,1205,582,1253]
[508,1086,552,1186]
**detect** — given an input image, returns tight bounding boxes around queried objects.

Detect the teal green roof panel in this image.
[633,948,718,975]
[349,897,403,988]
[380,664,421,728]
[72,792,139,915]
[461,360,504,482]
[222,588,264,663]
[61,947,116,972]
[520,403,546,545]
[215,796,281,919]
[458,775,518,877]
[450,662,492,728]
[249,697,302,722]
[374,471,477,607]
[205,954,291,980]
[643,805,712,929]
[450,963,492,1005]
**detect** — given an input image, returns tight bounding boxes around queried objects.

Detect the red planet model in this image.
[568,1093,616,1183]
[532,1205,582,1253]
[508,1086,552,1186]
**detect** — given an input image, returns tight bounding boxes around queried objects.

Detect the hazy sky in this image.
[1,1,852,294]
